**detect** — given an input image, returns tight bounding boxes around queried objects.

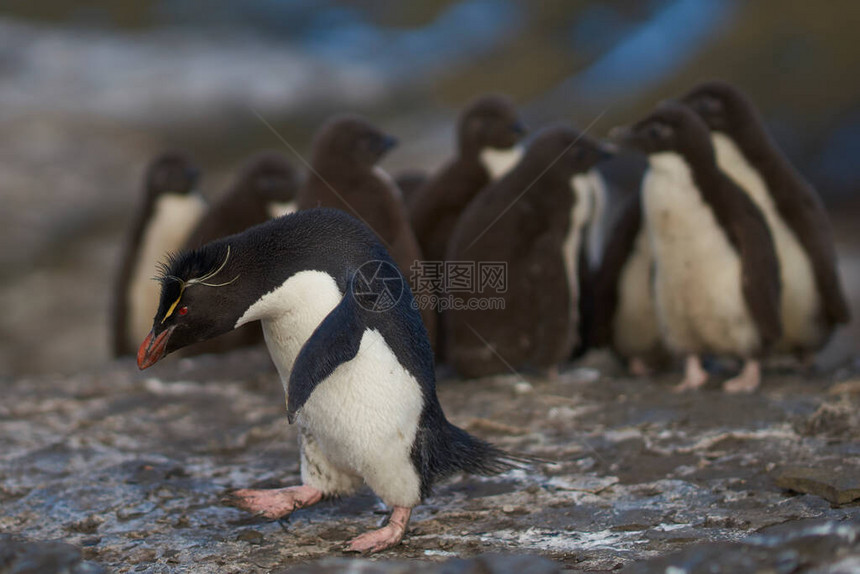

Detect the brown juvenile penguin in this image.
[682,81,850,359]
[295,115,436,346]
[409,94,526,263]
[179,152,300,356]
[111,151,205,357]
[611,103,782,393]
[445,126,614,379]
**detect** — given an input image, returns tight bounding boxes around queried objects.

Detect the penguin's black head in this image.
[681,80,759,136]
[311,114,397,169]
[610,102,713,160]
[458,94,527,153]
[138,241,245,369]
[238,151,300,204]
[144,151,200,198]
[525,126,615,178]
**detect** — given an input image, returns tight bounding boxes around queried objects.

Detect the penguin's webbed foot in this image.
[344,506,411,554]
[222,485,322,520]
[673,355,708,392]
[629,357,653,377]
[722,360,760,394]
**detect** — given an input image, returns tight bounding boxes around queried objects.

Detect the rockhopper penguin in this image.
[611,103,782,393]
[682,81,850,359]
[445,126,614,379]
[111,151,205,357]
[136,208,521,553]
[179,151,300,356]
[296,115,437,351]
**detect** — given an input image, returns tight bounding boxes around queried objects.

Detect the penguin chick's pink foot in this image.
[723,360,761,394]
[345,506,411,554]
[673,355,708,392]
[223,485,322,519]
[629,357,653,377]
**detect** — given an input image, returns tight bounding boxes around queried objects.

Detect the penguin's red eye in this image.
[178,306,188,316]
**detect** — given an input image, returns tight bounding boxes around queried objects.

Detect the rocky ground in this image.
[2,349,860,573]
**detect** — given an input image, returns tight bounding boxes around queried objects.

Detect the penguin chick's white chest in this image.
[479,145,524,181]
[712,133,823,350]
[128,193,207,345]
[642,152,759,356]
[234,270,425,507]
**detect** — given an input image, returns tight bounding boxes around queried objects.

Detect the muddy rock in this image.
[0,534,106,574]
[2,352,860,572]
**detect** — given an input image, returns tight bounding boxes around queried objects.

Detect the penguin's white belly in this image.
[128,193,206,345]
[643,153,759,356]
[613,226,661,357]
[562,173,595,323]
[234,270,424,507]
[267,200,297,219]
[299,328,424,507]
[713,133,824,350]
[479,145,524,181]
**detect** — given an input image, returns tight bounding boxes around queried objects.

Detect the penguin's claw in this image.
[221,485,322,520]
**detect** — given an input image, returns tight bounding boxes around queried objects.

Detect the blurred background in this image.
[0,0,857,377]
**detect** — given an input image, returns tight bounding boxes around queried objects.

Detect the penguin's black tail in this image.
[443,422,536,476]
[413,413,545,498]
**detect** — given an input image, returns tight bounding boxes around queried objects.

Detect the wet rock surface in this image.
[2,350,860,572]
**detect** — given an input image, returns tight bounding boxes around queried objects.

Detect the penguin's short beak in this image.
[379,135,398,154]
[137,326,175,370]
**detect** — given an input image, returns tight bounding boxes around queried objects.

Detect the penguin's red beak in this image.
[137,326,175,370]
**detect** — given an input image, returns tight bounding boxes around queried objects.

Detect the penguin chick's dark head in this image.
[458,94,526,154]
[138,242,243,368]
[524,125,615,179]
[311,114,397,169]
[610,102,714,163]
[681,80,761,137]
[238,151,300,204]
[144,151,200,199]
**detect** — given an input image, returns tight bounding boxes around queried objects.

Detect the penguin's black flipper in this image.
[287,289,364,423]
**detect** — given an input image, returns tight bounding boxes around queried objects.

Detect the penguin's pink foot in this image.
[723,360,760,394]
[673,355,708,392]
[345,506,411,554]
[222,485,322,519]
[629,357,653,377]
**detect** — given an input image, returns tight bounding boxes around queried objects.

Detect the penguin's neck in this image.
[234,270,343,392]
[479,145,524,181]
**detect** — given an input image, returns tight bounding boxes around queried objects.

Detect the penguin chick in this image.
[136,208,521,553]
[682,80,850,360]
[296,115,437,350]
[591,190,669,375]
[611,103,782,393]
[111,151,205,357]
[409,94,527,263]
[179,152,300,356]
[185,151,300,248]
[445,126,614,379]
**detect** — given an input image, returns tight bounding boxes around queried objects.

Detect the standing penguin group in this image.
[112,81,849,553]
[594,81,850,392]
